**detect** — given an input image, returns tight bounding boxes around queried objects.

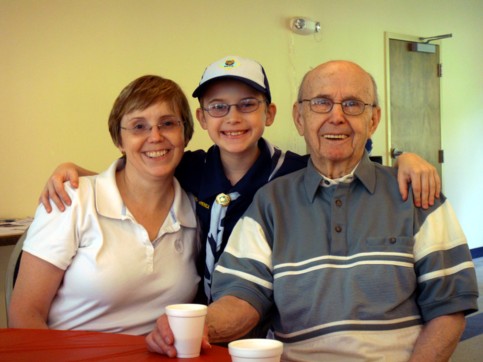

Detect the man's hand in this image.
[145,314,210,357]
[395,153,441,209]
[38,163,95,213]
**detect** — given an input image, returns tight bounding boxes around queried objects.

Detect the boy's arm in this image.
[395,153,441,209]
[39,163,97,213]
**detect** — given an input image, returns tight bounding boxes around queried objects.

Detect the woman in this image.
[8,75,200,335]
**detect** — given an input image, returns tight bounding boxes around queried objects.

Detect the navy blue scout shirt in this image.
[175,138,308,288]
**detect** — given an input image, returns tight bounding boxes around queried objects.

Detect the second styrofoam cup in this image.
[165,304,207,358]
[228,338,283,362]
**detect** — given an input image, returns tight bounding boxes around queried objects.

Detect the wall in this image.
[1,0,482,249]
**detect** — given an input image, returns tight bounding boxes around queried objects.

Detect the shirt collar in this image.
[319,169,356,187]
[95,159,125,218]
[95,159,197,228]
[304,152,377,202]
[197,138,274,199]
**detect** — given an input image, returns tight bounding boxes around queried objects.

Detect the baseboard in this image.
[470,246,483,259]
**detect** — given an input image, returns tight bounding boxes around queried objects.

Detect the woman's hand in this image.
[145,314,211,357]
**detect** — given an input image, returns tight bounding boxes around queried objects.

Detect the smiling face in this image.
[293,61,381,178]
[196,79,276,160]
[118,101,185,183]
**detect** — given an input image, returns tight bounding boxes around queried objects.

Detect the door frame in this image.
[383,32,442,165]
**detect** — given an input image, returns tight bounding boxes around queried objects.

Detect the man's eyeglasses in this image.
[203,98,264,118]
[120,119,182,136]
[299,97,375,116]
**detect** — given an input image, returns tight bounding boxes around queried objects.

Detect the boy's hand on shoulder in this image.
[395,153,441,209]
[38,162,82,213]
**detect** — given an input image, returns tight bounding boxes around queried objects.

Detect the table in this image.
[0,234,22,247]
[0,328,231,361]
[0,218,32,247]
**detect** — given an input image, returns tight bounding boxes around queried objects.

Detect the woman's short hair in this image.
[108,75,194,147]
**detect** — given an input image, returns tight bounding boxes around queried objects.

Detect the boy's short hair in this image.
[192,56,271,103]
[108,75,194,147]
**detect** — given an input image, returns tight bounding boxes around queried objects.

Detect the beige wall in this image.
[1,0,482,249]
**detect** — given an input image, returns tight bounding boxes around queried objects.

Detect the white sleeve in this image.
[22,181,86,270]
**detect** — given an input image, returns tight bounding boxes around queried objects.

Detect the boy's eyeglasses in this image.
[120,119,182,136]
[299,97,375,116]
[203,98,264,118]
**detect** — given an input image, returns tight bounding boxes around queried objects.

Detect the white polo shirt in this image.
[23,159,200,335]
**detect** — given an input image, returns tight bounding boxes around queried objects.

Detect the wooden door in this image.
[387,37,442,177]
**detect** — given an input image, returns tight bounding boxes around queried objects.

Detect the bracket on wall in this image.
[408,33,452,53]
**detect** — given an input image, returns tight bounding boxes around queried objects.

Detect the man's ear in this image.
[292,102,305,136]
[264,103,276,127]
[369,106,382,136]
[196,108,208,130]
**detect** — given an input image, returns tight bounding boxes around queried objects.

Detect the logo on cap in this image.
[221,59,238,70]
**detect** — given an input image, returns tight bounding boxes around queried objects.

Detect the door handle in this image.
[390,148,404,159]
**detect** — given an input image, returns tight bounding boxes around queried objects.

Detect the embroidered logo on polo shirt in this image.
[174,239,184,253]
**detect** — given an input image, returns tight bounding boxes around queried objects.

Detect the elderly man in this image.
[147,61,478,361]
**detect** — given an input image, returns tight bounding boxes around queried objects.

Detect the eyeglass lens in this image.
[121,119,181,135]
[305,98,370,116]
[204,98,262,117]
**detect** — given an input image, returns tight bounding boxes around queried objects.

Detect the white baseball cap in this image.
[192,55,271,103]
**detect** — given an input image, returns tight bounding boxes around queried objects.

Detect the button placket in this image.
[330,184,349,254]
